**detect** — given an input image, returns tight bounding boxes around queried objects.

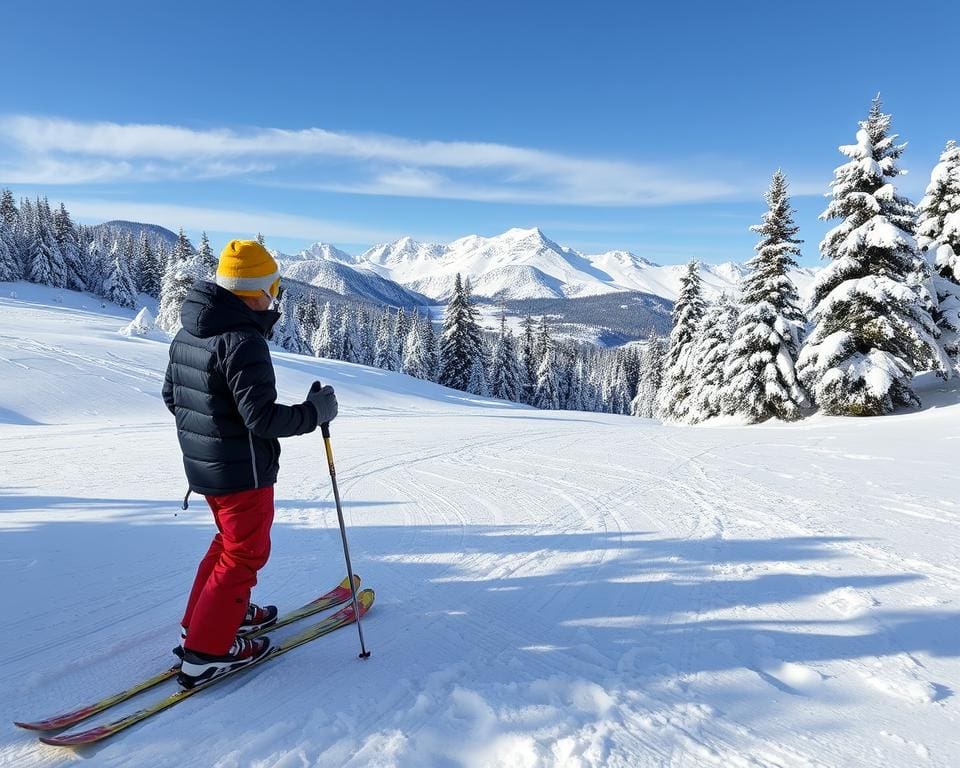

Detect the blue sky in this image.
[1,0,957,265]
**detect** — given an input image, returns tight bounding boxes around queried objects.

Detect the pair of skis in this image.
[15,576,374,747]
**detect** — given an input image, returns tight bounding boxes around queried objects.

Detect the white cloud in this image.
[0,115,743,206]
[61,198,416,245]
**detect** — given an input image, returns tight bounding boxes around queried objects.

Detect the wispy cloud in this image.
[60,199,419,245]
[0,115,742,206]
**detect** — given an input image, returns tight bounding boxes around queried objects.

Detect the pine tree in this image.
[421,309,438,380]
[197,231,217,278]
[0,189,16,231]
[724,171,808,422]
[0,190,21,279]
[295,297,321,354]
[339,305,359,363]
[402,311,431,379]
[102,242,138,308]
[438,273,483,391]
[157,229,202,333]
[608,356,632,414]
[256,232,266,246]
[0,205,20,282]
[534,349,560,409]
[631,333,666,418]
[27,198,67,288]
[467,356,489,396]
[518,315,538,403]
[917,140,960,368]
[312,302,336,358]
[488,314,523,401]
[688,294,738,422]
[135,232,163,298]
[273,289,302,352]
[658,260,706,421]
[374,310,399,370]
[52,203,85,291]
[355,304,375,366]
[797,97,946,415]
[394,308,408,367]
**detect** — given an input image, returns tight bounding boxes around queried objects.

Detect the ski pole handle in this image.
[321,422,331,439]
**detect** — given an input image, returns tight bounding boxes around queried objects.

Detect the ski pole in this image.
[321,420,371,659]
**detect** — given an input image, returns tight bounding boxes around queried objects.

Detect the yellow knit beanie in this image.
[215,239,280,298]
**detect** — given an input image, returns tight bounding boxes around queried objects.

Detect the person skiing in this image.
[162,239,338,688]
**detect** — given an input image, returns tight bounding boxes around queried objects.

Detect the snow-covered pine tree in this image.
[401,311,430,379]
[394,308,408,367]
[52,203,85,291]
[688,293,739,422]
[0,189,16,231]
[27,198,67,288]
[467,355,489,396]
[724,171,808,422]
[421,309,438,380]
[256,232,266,246]
[533,348,560,409]
[917,140,960,367]
[797,97,946,415]
[0,221,18,282]
[657,260,706,422]
[488,314,523,401]
[339,305,358,363]
[312,302,336,358]
[518,315,537,404]
[134,232,162,298]
[1,191,24,277]
[354,304,375,366]
[374,310,399,371]
[197,231,217,278]
[295,297,321,354]
[102,241,138,308]
[535,315,551,362]
[272,289,302,353]
[631,333,666,418]
[438,273,483,391]
[156,229,202,333]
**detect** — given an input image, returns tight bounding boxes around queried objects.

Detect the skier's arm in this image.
[162,361,176,415]
[224,336,318,438]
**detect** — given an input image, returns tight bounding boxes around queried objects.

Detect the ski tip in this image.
[338,574,361,590]
[39,725,111,747]
[15,715,82,731]
[358,588,375,612]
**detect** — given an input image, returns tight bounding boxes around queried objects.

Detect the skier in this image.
[162,239,338,688]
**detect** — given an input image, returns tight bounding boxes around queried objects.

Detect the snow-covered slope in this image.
[293,227,819,303]
[5,284,958,768]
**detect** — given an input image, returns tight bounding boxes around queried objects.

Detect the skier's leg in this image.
[182,486,274,656]
[179,499,226,631]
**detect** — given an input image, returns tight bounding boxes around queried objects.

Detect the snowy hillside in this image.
[277,254,429,309]
[4,285,960,767]
[287,226,818,303]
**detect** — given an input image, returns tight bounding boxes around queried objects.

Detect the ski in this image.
[14,575,360,732]
[40,588,374,747]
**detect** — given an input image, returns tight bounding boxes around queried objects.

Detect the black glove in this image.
[306,381,338,425]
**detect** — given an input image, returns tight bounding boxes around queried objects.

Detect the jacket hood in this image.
[179,281,281,339]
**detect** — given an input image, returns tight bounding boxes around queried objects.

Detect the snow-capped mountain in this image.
[276,247,428,308]
[275,226,819,308]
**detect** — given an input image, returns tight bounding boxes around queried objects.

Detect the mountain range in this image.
[274,227,817,305]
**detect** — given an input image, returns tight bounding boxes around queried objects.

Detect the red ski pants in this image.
[181,486,274,655]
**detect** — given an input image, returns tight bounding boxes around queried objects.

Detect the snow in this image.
[4,283,960,767]
[275,228,818,304]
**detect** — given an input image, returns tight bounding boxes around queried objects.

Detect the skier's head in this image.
[215,239,280,310]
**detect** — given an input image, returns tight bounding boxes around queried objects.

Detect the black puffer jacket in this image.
[162,281,318,496]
